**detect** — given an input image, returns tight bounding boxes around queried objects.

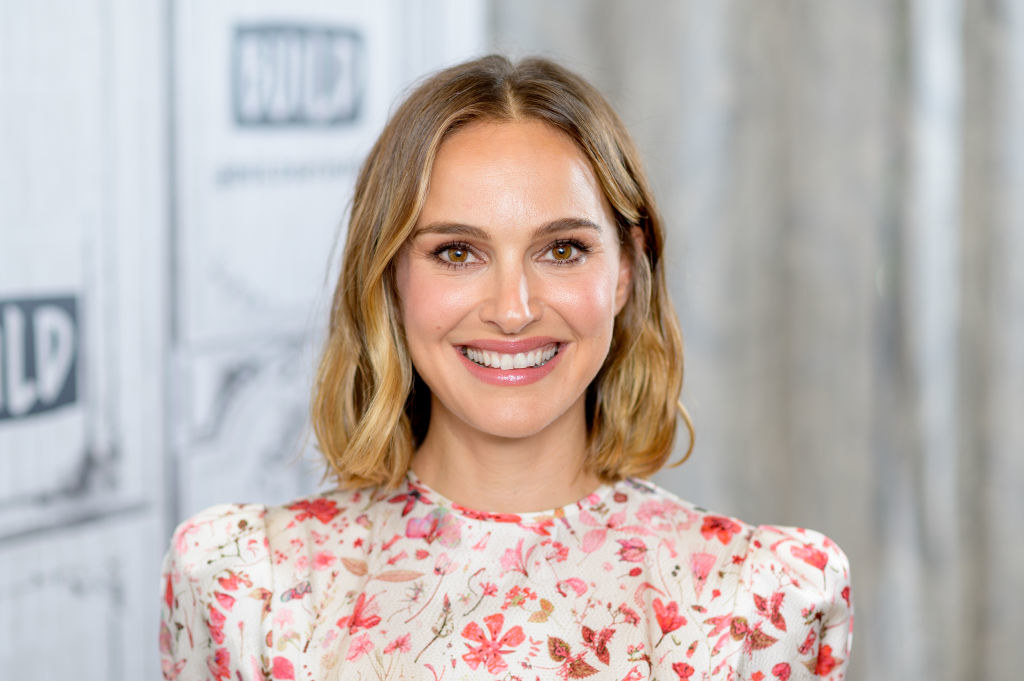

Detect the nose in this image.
[479,263,540,334]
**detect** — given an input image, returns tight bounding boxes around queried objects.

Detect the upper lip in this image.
[457,337,563,353]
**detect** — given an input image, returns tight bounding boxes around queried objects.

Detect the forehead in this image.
[415,119,615,235]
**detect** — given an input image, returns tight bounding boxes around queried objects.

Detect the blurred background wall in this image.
[1,1,1021,679]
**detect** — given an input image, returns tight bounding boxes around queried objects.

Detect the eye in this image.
[443,246,470,263]
[550,243,575,261]
[542,239,589,264]
[431,241,478,267]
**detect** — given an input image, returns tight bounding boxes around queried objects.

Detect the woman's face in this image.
[395,119,633,441]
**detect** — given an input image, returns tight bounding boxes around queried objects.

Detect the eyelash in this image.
[430,239,592,269]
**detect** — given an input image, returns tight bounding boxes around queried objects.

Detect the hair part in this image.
[312,55,693,490]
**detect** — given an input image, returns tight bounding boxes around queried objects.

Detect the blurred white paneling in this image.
[0,0,165,537]
[0,512,163,679]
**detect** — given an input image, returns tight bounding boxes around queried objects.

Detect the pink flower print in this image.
[207,647,231,680]
[405,509,462,547]
[346,633,374,661]
[313,551,336,570]
[653,599,686,646]
[545,540,569,562]
[461,613,526,673]
[700,515,743,544]
[617,538,647,562]
[434,552,456,575]
[159,622,172,655]
[772,662,791,680]
[637,498,690,528]
[690,552,716,598]
[556,577,587,597]
[790,544,828,570]
[672,662,695,679]
[287,498,339,524]
[499,538,537,577]
[384,633,412,654]
[579,509,627,552]
[272,607,294,629]
[270,656,295,680]
[337,592,381,634]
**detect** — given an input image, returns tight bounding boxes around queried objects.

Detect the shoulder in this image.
[164,486,383,585]
[620,480,853,678]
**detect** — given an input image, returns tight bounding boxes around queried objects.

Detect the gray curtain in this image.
[490,2,1024,680]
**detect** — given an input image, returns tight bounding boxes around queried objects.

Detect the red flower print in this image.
[214,591,235,611]
[216,570,252,591]
[653,599,686,645]
[690,552,715,597]
[798,628,817,655]
[461,613,525,673]
[841,585,851,607]
[389,485,431,516]
[791,544,828,570]
[163,573,174,609]
[581,626,615,665]
[753,591,787,631]
[314,551,336,570]
[751,673,765,681]
[336,592,381,634]
[672,662,695,679]
[207,647,231,680]
[700,515,743,544]
[207,604,226,644]
[813,644,841,675]
[772,662,792,680]
[287,498,339,524]
[616,538,647,562]
[453,503,522,523]
[384,633,412,654]
[271,656,294,680]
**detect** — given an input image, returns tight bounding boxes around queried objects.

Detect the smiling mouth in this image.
[460,343,560,370]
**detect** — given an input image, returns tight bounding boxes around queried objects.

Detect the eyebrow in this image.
[412,217,603,240]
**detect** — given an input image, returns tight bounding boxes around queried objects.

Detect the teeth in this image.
[463,343,559,369]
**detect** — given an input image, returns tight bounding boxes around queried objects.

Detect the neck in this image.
[410,396,602,513]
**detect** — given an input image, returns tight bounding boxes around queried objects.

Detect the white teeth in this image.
[463,343,559,369]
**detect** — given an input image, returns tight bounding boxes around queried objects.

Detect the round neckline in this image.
[404,469,615,524]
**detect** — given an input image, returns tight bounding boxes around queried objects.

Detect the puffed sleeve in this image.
[733,525,853,681]
[159,503,271,681]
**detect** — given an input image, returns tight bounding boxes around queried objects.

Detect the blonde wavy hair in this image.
[312,55,693,490]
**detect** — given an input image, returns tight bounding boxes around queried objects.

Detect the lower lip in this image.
[455,344,565,386]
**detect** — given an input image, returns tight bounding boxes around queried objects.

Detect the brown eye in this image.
[446,247,468,262]
[551,244,575,261]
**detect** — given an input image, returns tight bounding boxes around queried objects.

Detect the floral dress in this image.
[160,472,852,680]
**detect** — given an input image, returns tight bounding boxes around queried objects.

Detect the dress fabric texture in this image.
[160,473,853,681]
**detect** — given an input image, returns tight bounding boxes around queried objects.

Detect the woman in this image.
[160,55,852,680]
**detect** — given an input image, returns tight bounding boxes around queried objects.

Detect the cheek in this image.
[398,264,476,339]
[545,271,619,335]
